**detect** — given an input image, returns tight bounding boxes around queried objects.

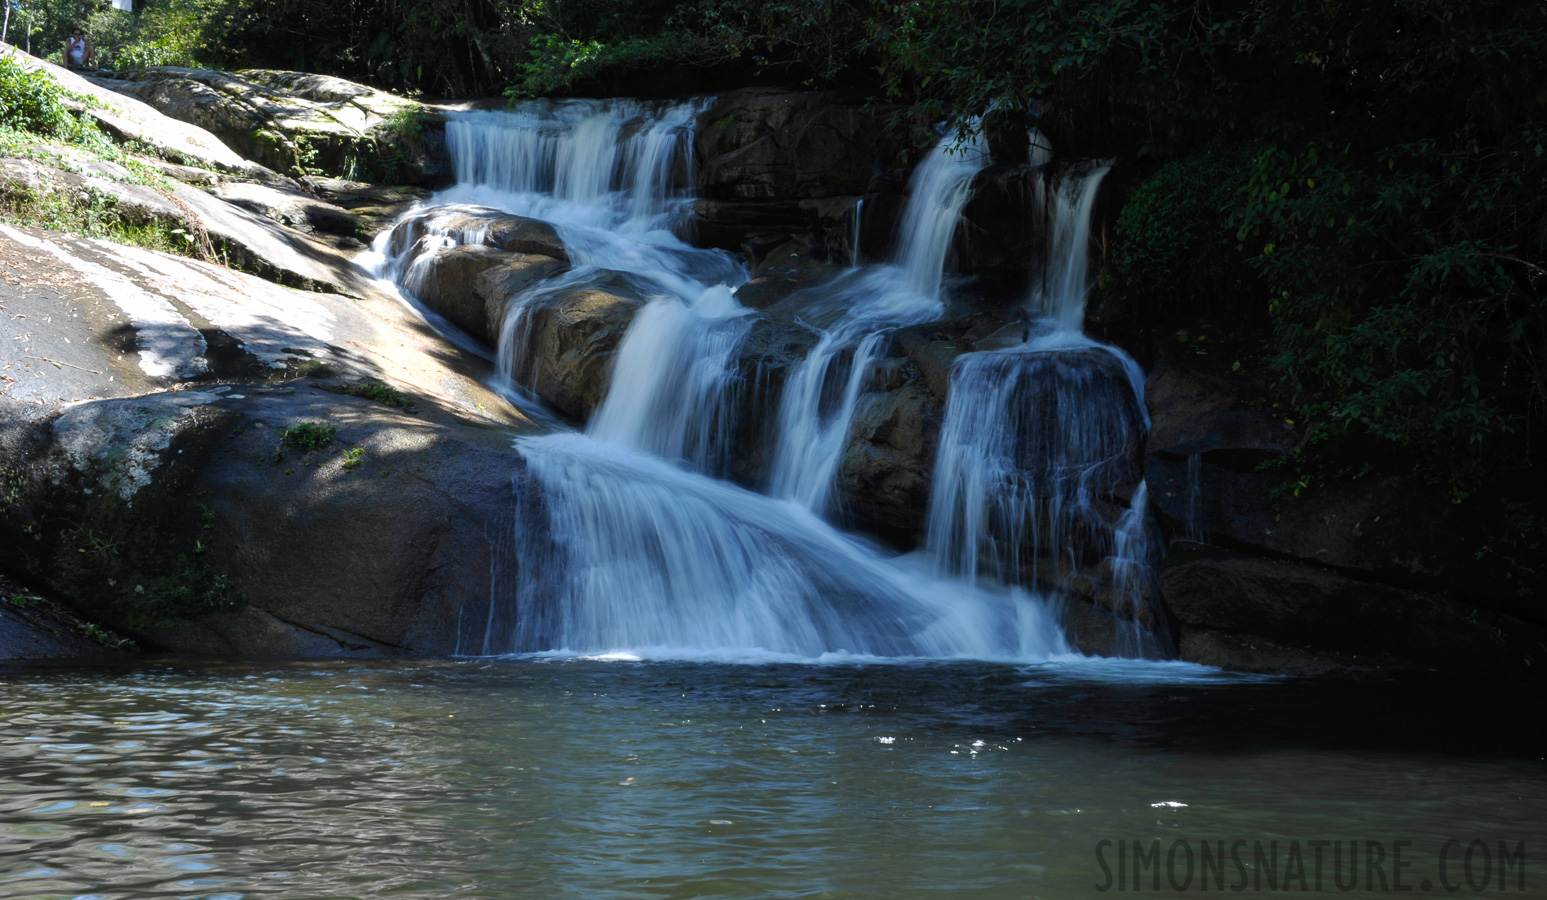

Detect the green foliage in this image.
[670,0,869,82]
[1236,128,1547,496]
[506,32,693,98]
[340,447,364,470]
[368,105,431,183]
[281,421,336,451]
[338,380,416,410]
[1,589,141,652]
[866,0,1243,155]
[0,179,199,257]
[6,0,102,67]
[107,0,220,69]
[0,55,102,144]
[1115,151,1255,314]
[81,620,140,651]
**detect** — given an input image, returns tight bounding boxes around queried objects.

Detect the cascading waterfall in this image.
[767,128,990,515]
[371,98,1167,661]
[849,198,865,268]
[924,160,1165,654]
[379,100,754,458]
[1029,163,1110,330]
[586,285,753,474]
[496,433,1069,660]
[925,330,1149,587]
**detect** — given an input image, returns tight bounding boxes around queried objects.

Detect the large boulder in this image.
[1129,338,1547,677]
[501,271,652,421]
[690,89,921,259]
[839,378,940,544]
[386,206,568,265]
[90,67,450,184]
[695,89,909,201]
[1,144,380,292]
[407,243,567,346]
[0,223,538,658]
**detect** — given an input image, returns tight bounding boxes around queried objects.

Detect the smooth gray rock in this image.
[2,41,272,178]
[0,223,542,658]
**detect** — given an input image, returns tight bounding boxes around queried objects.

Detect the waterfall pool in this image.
[1,658,1541,899]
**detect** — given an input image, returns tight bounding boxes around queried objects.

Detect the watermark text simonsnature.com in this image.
[1094,839,1528,893]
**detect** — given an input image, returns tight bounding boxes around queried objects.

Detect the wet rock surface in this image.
[502,270,652,422]
[1130,336,1547,677]
[691,89,920,263]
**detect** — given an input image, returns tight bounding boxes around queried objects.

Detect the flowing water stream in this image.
[364,100,1171,661]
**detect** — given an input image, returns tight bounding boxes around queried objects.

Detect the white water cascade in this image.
[1029,163,1110,330]
[924,161,1166,655]
[494,433,1069,660]
[767,128,990,514]
[371,99,1168,661]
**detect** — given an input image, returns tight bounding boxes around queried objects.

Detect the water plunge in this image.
[372,101,1163,660]
[767,128,991,515]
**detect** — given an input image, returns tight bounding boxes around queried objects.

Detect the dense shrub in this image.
[0,54,104,145]
[1114,152,1255,318]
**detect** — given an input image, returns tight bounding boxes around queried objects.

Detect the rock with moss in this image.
[3,42,273,179]
[89,67,451,184]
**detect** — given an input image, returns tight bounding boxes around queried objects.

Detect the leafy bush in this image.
[1237,131,1547,495]
[0,55,93,141]
[1115,151,1256,317]
[506,32,695,99]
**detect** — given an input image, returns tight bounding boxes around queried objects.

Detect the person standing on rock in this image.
[65,29,94,69]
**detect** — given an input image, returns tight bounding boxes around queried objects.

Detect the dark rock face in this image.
[1128,339,1547,677]
[839,380,939,543]
[0,390,524,657]
[0,223,538,659]
[1161,544,1547,679]
[958,166,1043,276]
[691,90,919,262]
[696,90,907,201]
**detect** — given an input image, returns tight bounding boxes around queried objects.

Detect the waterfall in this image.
[1028,164,1109,331]
[384,101,753,453]
[1028,127,1054,168]
[587,285,753,474]
[895,126,991,300]
[925,330,1148,586]
[850,198,865,268]
[441,100,701,229]
[925,163,1165,652]
[365,98,1168,661]
[499,433,1070,661]
[767,127,990,515]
